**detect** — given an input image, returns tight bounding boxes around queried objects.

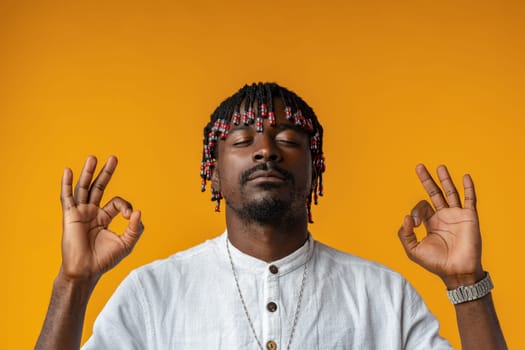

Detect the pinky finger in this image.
[120,210,144,252]
[463,174,477,209]
[61,168,76,210]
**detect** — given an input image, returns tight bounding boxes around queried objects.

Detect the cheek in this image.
[216,155,247,188]
[293,154,314,189]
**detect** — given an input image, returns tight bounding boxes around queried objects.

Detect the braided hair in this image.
[200,82,326,223]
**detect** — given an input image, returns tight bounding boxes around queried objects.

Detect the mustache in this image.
[240,163,295,185]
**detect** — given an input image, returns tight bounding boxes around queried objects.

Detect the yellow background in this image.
[1,0,523,348]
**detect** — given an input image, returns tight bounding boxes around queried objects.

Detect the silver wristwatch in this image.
[447,272,494,304]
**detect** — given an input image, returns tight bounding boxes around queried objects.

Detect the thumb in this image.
[120,210,144,252]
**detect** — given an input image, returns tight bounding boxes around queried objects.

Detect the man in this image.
[36,83,507,349]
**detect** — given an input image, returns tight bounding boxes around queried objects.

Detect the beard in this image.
[221,162,308,226]
[233,196,291,225]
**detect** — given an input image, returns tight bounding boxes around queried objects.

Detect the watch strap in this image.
[447,272,494,305]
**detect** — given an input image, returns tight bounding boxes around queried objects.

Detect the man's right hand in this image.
[60,155,144,283]
[36,156,144,350]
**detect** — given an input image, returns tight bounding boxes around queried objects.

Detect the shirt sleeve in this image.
[81,271,152,350]
[401,279,454,350]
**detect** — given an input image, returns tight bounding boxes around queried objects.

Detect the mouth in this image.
[240,163,295,187]
[247,170,287,183]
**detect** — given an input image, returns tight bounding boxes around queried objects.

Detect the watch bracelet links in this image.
[447,272,494,305]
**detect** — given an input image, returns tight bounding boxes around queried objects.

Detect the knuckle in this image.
[445,189,458,196]
[92,182,106,192]
[440,176,452,183]
[429,189,442,196]
[103,167,115,177]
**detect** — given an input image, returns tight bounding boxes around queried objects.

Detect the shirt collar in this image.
[219,230,314,276]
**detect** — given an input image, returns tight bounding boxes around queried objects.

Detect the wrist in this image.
[441,269,485,290]
[55,269,99,296]
[446,271,494,305]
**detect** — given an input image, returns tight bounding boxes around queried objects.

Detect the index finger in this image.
[415,164,448,210]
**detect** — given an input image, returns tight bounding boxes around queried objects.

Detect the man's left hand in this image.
[398,164,485,289]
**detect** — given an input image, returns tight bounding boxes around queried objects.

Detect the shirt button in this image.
[269,265,278,274]
[266,340,277,350]
[267,301,278,312]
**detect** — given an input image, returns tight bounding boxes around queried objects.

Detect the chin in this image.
[239,197,291,225]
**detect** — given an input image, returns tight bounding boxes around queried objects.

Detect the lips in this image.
[247,170,287,182]
[240,163,295,186]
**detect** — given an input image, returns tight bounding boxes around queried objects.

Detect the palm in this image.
[411,207,480,277]
[60,156,143,281]
[399,165,483,284]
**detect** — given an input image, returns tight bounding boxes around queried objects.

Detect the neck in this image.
[225,209,309,262]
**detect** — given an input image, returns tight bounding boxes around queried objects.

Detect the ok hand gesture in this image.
[59,156,144,283]
[398,164,484,288]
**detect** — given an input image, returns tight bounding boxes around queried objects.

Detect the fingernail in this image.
[412,215,420,226]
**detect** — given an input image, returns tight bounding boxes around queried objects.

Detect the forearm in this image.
[454,293,507,350]
[35,272,98,350]
[440,271,507,350]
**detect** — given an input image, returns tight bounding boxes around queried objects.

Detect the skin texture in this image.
[398,165,483,287]
[36,99,506,349]
[212,98,313,262]
[35,156,144,350]
[398,164,507,349]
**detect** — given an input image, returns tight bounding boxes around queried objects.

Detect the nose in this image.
[252,135,281,162]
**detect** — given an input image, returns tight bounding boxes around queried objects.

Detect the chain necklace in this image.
[226,238,309,350]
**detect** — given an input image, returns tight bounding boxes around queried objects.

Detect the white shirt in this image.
[82,232,453,349]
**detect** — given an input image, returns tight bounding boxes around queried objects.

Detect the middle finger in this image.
[74,156,97,204]
[436,165,462,208]
[88,156,118,206]
[415,164,448,210]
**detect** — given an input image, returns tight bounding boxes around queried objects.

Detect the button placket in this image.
[262,264,281,348]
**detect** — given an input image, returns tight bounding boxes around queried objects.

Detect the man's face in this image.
[212,98,313,224]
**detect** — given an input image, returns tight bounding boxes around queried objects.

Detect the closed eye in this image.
[275,129,305,146]
[276,139,300,146]
[228,127,254,147]
[232,139,253,146]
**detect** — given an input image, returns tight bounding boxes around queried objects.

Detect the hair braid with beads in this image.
[200,82,326,223]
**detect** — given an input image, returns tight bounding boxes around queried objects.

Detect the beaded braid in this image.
[200,82,326,223]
